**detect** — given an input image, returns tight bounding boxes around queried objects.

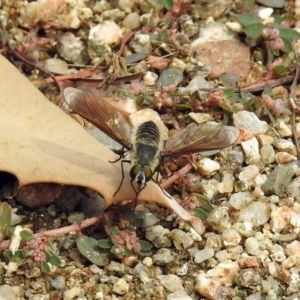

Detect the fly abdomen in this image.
[134,121,160,166]
[136,121,160,146]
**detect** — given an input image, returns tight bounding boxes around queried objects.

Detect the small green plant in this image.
[76,211,154,265]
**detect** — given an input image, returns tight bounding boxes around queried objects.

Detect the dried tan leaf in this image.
[0,55,205,234]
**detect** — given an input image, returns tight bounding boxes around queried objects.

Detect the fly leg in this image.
[152,160,172,199]
[109,147,127,163]
[113,159,131,197]
[130,179,147,209]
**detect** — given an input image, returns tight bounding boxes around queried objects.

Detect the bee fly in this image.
[64,87,240,199]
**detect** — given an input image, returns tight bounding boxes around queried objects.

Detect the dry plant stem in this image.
[199,75,295,93]
[289,42,300,159]
[6,37,61,91]
[160,163,193,189]
[32,68,105,86]
[0,213,106,251]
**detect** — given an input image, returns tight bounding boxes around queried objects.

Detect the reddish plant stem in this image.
[0,213,106,251]
[160,163,192,190]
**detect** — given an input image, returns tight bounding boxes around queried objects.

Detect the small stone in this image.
[113,278,129,295]
[44,58,68,74]
[63,287,82,300]
[51,276,66,289]
[118,0,135,11]
[241,137,261,164]
[206,207,231,232]
[167,290,194,300]
[152,248,178,265]
[57,33,88,65]
[233,111,268,134]
[171,229,194,250]
[142,257,153,267]
[170,57,186,71]
[130,34,153,53]
[195,273,221,299]
[275,121,292,137]
[287,177,300,197]
[204,233,222,252]
[257,134,274,146]
[157,274,184,292]
[206,261,240,285]
[237,269,261,287]
[194,248,214,263]
[188,112,213,124]
[217,172,234,193]
[260,144,276,165]
[0,285,21,300]
[238,201,270,227]
[239,165,260,183]
[261,161,299,197]
[275,152,297,164]
[270,251,286,262]
[215,250,229,262]
[145,225,171,248]
[286,240,300,256]
[89,21,122,46]
[102,9,125,22]
[229,191,254,210]
[245,237,260,255]
[122,12,140,29]
[193,40,251,80]
[143,71,158,86]
[273,138,297,156]
[221,228,241,247]
[226,21,243,32]
[197,157,220,176]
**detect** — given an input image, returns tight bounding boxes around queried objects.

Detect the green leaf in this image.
[237,13,261,26]
[223,89,241,102]
[110,226,119,235]
[244,23,264,39]
[193,193,213,212]
[279,28,300,40]
[138,240,153,252]
[98,239,114,249]
[20,230,34,241]
[0,202,12,238]
[272,65,288,77]
[45,250,61,266]
[41,261,51,273]
[281,37,292,53]
[193,207,210,221]
[163,0,174,9]
[157,68,183,87]
[77,236,109,266]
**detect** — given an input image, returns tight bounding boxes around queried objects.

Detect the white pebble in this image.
[245,237,260,255]
[197,157,220,176]
[229,192,254,210]
[233,111,268,134]
[194,248,214,263]
[241,137,261,164]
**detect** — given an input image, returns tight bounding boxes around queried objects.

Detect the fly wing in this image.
[64,87,132,149]
[163,124,240,157]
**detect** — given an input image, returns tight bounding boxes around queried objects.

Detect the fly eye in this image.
[130,164,141,180]
[130,164,153,182]
[143,166,153,182]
